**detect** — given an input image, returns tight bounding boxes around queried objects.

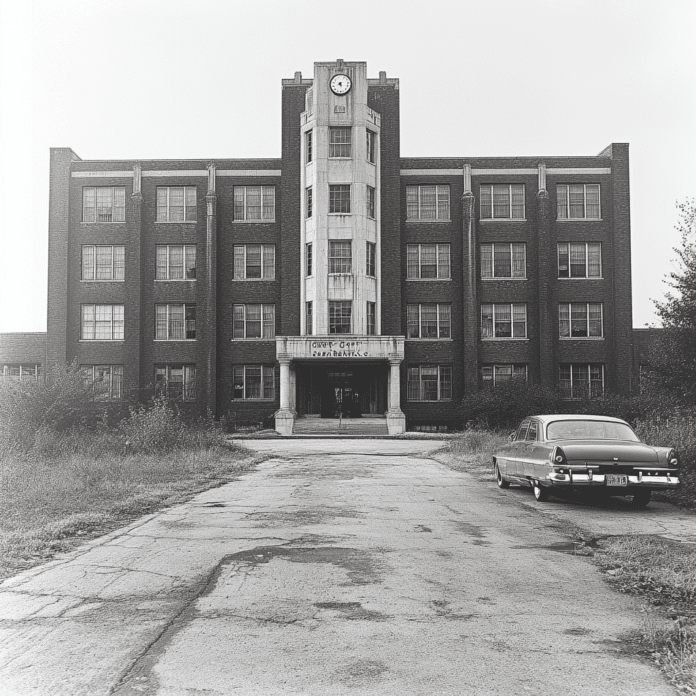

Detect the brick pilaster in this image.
[536,185,554,388]
[462,190,478,394]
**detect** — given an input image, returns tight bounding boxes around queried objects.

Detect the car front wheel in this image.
[495,463,510,489]
[533,482,550,502]
[630,490,651,508]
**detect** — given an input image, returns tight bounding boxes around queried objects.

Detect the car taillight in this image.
[668,450,680,468]
[551,446,567,467]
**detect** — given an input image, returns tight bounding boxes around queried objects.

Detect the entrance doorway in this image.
[296,363,387,418]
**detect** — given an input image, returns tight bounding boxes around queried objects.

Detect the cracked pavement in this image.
[1,438,692,695]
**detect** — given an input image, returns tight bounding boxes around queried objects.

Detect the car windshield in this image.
[546,420,640,441]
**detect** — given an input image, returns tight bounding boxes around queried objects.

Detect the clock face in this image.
[330,74,352,95]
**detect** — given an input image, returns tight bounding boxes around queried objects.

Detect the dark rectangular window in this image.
[557,242,602,278]
[155,365,196,402]
[367,302,376,336]
[557,184,601,219]
[329,241,352,274]
[407,365,452,401]
[80,365,123,401]
[329,185,351,214]
[559,303,603,338]
[156,245,196,280]
[232,365,275,400]
[329,127,352,157]
[480,185,525,220]
[82,245,125,281]
[306,243,313,276]
[407,304,451,339]
[405,185,450,220]
[329,301,352,334]
[480,243,525,279]
[81,304,124,340]
[233,186,275,221]
[406,244,451,279]
[366,130,376,163]
[83,187,126,223]
[367,185,375,219]
[305,130,312,163]
[233,304,275,339]
[366,242,376,277]
[481,303,527,339]
[306,301,313,336]
[233,245,275,280]
[559,364,604,398]
[306,187,313,218]
[481,364,527,388]
[155,304,196,340]
[156,187,196,222]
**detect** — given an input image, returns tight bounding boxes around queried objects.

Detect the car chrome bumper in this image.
[547,472,680,489]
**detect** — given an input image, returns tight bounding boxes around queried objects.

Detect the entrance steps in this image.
[292,417,389,436]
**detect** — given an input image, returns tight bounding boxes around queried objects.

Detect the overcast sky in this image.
[0,0,694,333]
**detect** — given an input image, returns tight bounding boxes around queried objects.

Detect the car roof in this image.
[524,414,630,425]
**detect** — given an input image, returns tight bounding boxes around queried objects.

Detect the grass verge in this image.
[0,445,256,581]
[433,429,507,479]
[594,536,696,693]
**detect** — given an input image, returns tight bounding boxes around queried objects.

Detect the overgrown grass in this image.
[594,536,696,692]
[436,429,508,478]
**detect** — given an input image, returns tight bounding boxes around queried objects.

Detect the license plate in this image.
[606,475,628,486]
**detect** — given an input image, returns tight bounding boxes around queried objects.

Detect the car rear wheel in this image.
[630,490,651,508]
[495,463,510,489]
[533,482,550,502]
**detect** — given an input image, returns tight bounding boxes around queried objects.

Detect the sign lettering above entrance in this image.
[310,340,368,357]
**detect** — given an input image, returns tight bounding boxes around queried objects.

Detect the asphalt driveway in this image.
[0,439,684,695]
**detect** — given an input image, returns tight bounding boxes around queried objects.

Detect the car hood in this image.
[554,440,659,463]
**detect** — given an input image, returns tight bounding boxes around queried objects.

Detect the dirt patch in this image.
[314,601,391,621]
[246,506,362,527]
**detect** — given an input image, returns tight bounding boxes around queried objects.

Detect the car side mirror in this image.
[509,432,516,442]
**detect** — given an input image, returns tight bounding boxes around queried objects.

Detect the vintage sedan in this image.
[493,414,681,507]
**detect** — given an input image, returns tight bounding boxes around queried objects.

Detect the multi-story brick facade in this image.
[40,60,637,433]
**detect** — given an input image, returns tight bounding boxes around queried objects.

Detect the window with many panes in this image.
[406,185,450,221]
[83,187,126,223]
[1,364,42,380]
[306,243,313,276]
[480,184,525,220]
[407,365,452,401]
[557,184,601,220]
[329,185,351,213]
[329,301,352,334]
[367,185,375,219]
[407,304,451,339]
[559,303,603,338]
[367,302,376,336]
[156,187,197,222]
[233,245,275,280]
[366,130,376,163]
[481,364,527,387]
[82,245,125,281]
[155,365,196,402]
[155,304,196,340]
[406,244,451,279]
[480,243,526,279]
[557,243,602,278]
[233,304,275,339]
[329,241,352,274]
[233,186,275,221]
[559,364,604,399]
[305,130,312,163]
[80,365,123,400]
[81,305,124,340]
[366,242,376,277]
[306,187,313,218]
[156,245,196,280]
[232,365,275,400]
[329,127,352,157]
[306,301,313,335]
[481,303,527,339]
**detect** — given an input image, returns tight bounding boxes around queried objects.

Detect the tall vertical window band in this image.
[406,185,450,221]
[366,242,376,277]
[329,127,352,158]
[329,301,352,334]
[82,245,125,281]
[367,185,375,219]
[481,303,527,339]
[156,187,197,222]
[156,245,196,280]
[480,243,526,279]
[306,243,313,276]
[407,365,452,401]
[557,184,601,219]
[233,186,275,221]
[306,187,313,218]
[557,243,602,278]
[406,244,451,279]
[306,301,313,336]
[559,303,603,338]
[479,184,525,220]
[155,304,196,340]
[233,245,275,280]
[81,305,124,340]
[407,304,451,339]
[155,365,196,402]
[82,187,126,223]
[233,304,275,339]
[366,130,376,163]
[367,302,376,336]
[305,130,313,163]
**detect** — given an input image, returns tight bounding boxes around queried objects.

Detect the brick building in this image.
[38,59,638,434]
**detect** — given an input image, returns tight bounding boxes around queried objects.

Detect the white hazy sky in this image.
[0,0,694,333]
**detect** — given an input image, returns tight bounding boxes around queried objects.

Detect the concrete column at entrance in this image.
[275,355,296,435]
[386,358,406,435]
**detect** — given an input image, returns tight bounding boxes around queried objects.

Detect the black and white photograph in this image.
[0,0,695,693]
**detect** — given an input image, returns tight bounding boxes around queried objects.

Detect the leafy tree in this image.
[649,199,696,405]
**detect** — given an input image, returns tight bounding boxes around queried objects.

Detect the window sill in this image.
[154,339,197,342]
[406,338,453,342]
[557,277,604,280]
[80,280,125,283]
[405,219,451,224]
[80,221,126,225]
[231,338,276,342]
[154,221,198,224]
[481,277,527,281]
[481,338,529,342]
[328,157,353,160]
[328,272,353,276]
[328,213,352,217]
[559,337,604,341]
[231,398,277,402]
[406,399,452,403]
[231,220,276,224]
[479,218,527,223]
[79,339,124,343]
[556,218,603,222]
[405,278,452,282]
[155,279,197,282]
[232,278,275,282]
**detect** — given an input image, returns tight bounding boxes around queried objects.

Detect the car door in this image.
[522,420,540,479]
[507,420,530,478]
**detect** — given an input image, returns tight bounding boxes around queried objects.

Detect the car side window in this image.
[527,421,538,441]
[516,420,530,441]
